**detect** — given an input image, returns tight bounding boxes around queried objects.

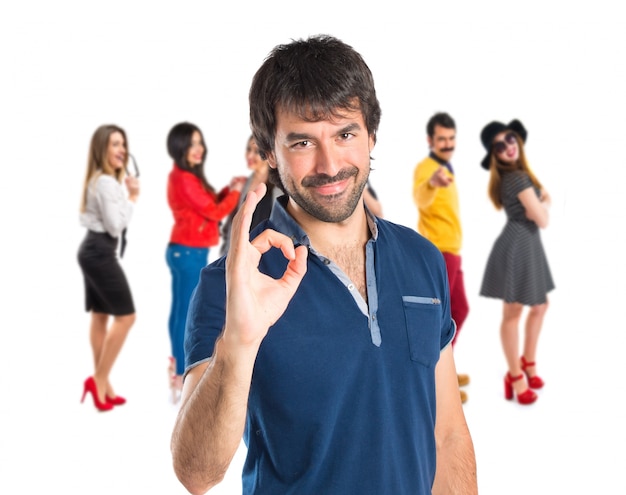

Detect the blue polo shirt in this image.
[185,196,455,495]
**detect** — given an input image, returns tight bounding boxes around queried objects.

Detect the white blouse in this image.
[80,174,134,239]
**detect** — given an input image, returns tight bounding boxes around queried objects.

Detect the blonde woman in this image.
[77,124,139,412]
[479,119,554,405]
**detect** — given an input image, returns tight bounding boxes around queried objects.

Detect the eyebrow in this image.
[284,122,363,142]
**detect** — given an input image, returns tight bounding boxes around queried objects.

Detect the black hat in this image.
[480,119,527,170]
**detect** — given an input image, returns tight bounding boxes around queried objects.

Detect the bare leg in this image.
[89,313,109,402]
[89,312,109,370]
[522,301,549,377]
[92,313,136,399]
[500,302,528,396]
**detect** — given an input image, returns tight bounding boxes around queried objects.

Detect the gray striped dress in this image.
[480,170,554,305]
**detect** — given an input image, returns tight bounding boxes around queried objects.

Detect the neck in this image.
[288,198,370,252]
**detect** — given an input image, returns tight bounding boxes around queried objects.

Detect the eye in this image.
[291,140,310,149]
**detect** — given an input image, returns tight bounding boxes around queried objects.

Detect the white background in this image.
[1,1,624,493]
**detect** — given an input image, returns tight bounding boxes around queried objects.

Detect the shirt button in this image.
[347,283,355,291]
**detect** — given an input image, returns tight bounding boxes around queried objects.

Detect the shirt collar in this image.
[429,151,454,175]
[269,194,379,247]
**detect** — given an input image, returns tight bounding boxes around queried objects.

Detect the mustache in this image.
[441,147,455,153]
[301,168,357,187]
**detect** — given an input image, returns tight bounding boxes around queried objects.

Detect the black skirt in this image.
[77,231,135,315]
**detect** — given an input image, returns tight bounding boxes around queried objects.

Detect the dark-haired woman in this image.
[479,119,554,406]
[165,122,245,402]
[78,124,140,412]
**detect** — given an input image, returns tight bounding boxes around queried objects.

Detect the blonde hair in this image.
[487,132,542,210]
[80,125,128,212]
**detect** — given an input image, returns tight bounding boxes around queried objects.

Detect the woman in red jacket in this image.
[165,122,245,402]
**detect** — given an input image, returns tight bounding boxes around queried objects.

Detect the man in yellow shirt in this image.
[413,112,470,403]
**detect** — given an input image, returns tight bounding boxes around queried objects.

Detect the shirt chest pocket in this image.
[402,296,442,367]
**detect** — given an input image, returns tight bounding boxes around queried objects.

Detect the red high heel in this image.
[521,356,544,389]
[504,373,537,405]
[81,376,113,412]
[106,395,126,406]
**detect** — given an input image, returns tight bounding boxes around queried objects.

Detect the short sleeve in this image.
[183,259,227,374]
[505,171,533,196]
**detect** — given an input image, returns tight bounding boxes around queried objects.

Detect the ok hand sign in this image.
[223,183,308,352]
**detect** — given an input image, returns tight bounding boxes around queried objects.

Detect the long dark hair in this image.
[166,122,215,193]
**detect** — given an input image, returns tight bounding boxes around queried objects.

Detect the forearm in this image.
[519,188,549,228]
[413,180,437,208]
[171,337,257,494]
[540,188,551,207]
[432,429,478,495]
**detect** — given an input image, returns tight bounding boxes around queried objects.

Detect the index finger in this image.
[230,182,268,251]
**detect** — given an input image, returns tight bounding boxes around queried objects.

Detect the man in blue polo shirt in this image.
[171,35,477,495]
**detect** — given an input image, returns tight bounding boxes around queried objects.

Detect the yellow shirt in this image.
[412,156,462,254]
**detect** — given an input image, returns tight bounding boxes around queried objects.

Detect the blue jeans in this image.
[166,243,209,375]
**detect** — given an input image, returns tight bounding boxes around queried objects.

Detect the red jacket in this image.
[167,165,240,248]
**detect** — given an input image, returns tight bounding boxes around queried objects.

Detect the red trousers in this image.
[442,252,469,347]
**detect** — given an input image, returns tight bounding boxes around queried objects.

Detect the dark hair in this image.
[426,112,456,138]
[249,35,381,188]
[166,122,215,193]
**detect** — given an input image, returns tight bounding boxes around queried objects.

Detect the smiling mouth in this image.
[312,180,350,196]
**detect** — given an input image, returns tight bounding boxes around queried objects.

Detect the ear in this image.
[266,152,277,169]
[369,134,376,153]
[427,135,434,149]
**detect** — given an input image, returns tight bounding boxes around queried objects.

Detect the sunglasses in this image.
[125,153,140,178]
[493,132,517,154]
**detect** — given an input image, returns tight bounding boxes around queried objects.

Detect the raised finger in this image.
[230,183,268,250]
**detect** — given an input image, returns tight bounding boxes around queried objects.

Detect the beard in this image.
[280,165,370,223]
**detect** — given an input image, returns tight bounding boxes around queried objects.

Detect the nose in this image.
[314,142,342,177]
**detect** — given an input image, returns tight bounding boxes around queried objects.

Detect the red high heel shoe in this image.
[504,373,537,405]
[81,377,113,412]
[521,356,544,389]
[106,395,126,406]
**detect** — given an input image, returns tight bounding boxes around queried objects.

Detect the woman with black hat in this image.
[479,119,554,405]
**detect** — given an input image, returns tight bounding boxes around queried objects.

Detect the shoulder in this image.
[95,173,118,184]
[416,155,437,168]
[375,220,448,290]
[503,170,532,191]
[193,258,227,298]
[171,167,196,182]
[93,174,120,191]
[377,218,441,257]
[414,156,438,176]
